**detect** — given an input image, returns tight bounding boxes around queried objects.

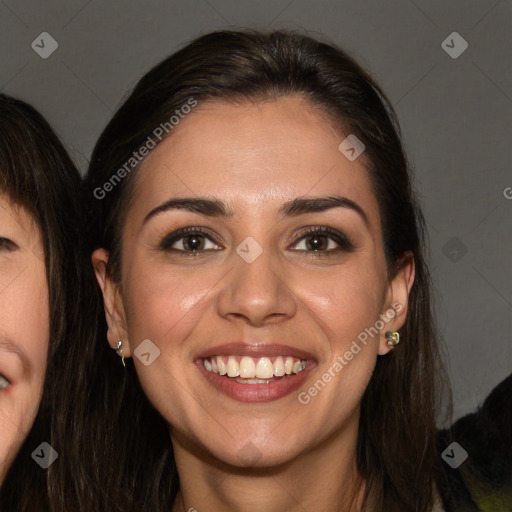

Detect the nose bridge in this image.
[216,234,296,324]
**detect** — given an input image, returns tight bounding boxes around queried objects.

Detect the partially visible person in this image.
[0,93,101,511]
[0,193,49,485]
[436,372,512,512]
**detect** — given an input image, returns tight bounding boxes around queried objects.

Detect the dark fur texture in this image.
[436,373,512,511]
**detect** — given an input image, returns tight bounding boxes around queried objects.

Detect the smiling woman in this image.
[0,196,49,486]
[0,93,101,512]
[83,30,452,512]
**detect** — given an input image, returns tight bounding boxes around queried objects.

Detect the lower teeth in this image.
[225,369,305,384]
[234,377,277,384]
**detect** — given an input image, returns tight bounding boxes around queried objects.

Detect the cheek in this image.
[292,264,384,408]
[297,264,386,345]
[23,295,50,366]
[123,263,215,410]
[0,265,49,362]
[0,268,49,472]
[17,265,50,367]
[123,249,228,345]
[332,284,384,347]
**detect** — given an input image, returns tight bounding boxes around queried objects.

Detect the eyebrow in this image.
[0,341,31,377]
[143,195,369,227]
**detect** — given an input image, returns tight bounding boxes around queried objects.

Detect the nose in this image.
[216,242,297,327]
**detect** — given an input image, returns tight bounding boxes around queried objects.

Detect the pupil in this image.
[186,235,202,251]
[308,235,326,251]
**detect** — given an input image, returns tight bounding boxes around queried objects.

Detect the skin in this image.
[0,196,49,483]
[93,95,415,512]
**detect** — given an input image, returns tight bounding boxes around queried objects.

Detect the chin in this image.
[199,430,311,470]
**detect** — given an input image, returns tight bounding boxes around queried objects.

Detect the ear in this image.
[378,252,415,356]
[91,248,131,358]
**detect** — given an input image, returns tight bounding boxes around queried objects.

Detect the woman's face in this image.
[94,96,414,468]
[0,196,49,482]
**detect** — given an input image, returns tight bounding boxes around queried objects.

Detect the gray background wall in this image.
[1,0,510,424]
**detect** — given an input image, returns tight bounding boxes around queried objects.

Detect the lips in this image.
[194,342,317,403]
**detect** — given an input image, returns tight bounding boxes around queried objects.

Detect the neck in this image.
[171,411,365,512]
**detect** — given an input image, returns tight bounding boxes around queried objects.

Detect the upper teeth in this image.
[203,356,307,379]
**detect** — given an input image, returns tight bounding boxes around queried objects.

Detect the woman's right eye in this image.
[159,227,222,256]
[0,374,11,390]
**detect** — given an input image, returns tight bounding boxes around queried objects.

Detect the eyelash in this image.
[159,226,356,258]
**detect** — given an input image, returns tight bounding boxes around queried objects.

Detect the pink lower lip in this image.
[196,359,315,403]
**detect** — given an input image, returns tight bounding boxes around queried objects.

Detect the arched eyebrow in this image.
[143,195,369,227]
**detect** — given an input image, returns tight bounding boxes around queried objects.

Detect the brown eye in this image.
[159,227,221,256]
[292,226,356,255]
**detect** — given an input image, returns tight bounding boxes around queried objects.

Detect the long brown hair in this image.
[84,29,452,511]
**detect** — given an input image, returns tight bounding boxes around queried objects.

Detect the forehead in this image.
[130,96,380,226]
[0,195,38,233]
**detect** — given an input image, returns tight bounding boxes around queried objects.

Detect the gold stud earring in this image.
[385,331,400,347]
[114,340,126,367]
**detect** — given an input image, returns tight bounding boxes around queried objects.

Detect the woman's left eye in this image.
[291,226,355,256]
[159,226,355,257]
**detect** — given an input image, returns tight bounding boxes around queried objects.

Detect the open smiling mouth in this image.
[197,355,314,403]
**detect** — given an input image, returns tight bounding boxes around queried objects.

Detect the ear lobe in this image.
[378,252,415,356]
[91,248,131,357]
